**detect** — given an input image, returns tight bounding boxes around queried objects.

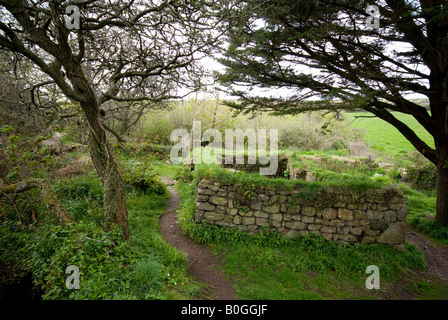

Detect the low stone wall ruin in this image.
[194,178,408,245]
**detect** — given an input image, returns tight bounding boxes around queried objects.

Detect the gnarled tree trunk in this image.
[80,98,130,239]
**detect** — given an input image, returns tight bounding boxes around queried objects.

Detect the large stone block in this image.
[250,201,263,211]
[254,211,268,218]
[338,208,353,220]
[302,206,316,216]
[321,226,336,233]
[322,208,338,220]
[366,210,383,220]
[196,202,216,211]
[209,196,228,206]
[197,188,215,196]
[377,222,406,245]
[204,211,224,221]
[285,221,306,230]
[383,210,397,224]
[263,203,280,214]
[256,218,269,227]
[301,216,314,223]
[241,216,255,225]
[196,194,209,202]
[370,219,388,231]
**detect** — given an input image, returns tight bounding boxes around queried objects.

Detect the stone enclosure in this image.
[194,178,408,245]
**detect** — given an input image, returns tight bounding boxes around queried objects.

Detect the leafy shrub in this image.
[407,214,448,242]
[121,161,167,195]
[54,174,105,224]
[405,152,438,190]
[329,139,347,151]
[174,165,194,183]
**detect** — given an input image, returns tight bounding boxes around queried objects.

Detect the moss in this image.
[194,163,386,198]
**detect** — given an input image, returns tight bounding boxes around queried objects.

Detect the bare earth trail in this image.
[375,225,448,299]
[159,176,236,300]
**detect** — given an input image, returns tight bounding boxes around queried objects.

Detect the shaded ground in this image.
[374,225,448,300]
[159,177,236,300]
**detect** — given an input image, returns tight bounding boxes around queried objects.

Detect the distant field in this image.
[346,111,434,159]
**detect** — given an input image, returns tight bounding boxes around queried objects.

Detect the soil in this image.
[159,176,448,300]
[377,225,448,299]
[159,177,236,300]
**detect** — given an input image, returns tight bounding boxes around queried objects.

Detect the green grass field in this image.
[346,111,434,159]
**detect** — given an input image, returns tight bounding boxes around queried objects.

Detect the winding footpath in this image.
[159,177,236,300]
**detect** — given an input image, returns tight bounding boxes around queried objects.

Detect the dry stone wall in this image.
[194,178,408,245]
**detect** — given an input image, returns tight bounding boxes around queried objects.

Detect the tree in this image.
[217,0,448,226]
[0,0,220,238]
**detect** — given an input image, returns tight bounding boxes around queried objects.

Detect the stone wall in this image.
[219,153,290,178]
[194,178,408,245]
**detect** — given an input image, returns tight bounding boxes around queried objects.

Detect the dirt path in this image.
[159,177,236,300]
[379,225,448,299]
[406,225,448,283]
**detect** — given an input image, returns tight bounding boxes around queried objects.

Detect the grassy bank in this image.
[346,111,434,159]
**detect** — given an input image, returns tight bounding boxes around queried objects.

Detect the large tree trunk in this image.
[64,59,130,239]
[82,101,130,239]
[436,163,448,227]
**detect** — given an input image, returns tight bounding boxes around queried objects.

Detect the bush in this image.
[121,161,167,195]
[54,174,105,224]
[329,139,347,151]
[405,152,438,190]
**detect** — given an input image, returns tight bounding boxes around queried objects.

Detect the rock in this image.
[250,201,262,211]
[196,202,216,211]
[254,211,268,218]
[377,222,406,245]
[196,188,215,196]
[322,208,338,220]
[241,217,255,225]
[287,205,300,214]
[302,206,316,216]
[196,194,209,202]
[366,210,383,220]
[194,210,204,222]
[321,233,333,241]
[271,213,283,222]
[338,208,353,220]
[308,224,321,231]
[383,210,397,223]
[350,227,364,236]
[256,218,269,227]
[321,226,336,233]
[263,203,280,214]
[204,211,224,221]
[302,216,314,223]
[397,205,408,221]
[370,219,388,230]
[338,234,357,242]
[209,196,228,206]
[285,221,306,230]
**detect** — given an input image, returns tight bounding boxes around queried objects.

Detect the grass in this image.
[346,111,434,160]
